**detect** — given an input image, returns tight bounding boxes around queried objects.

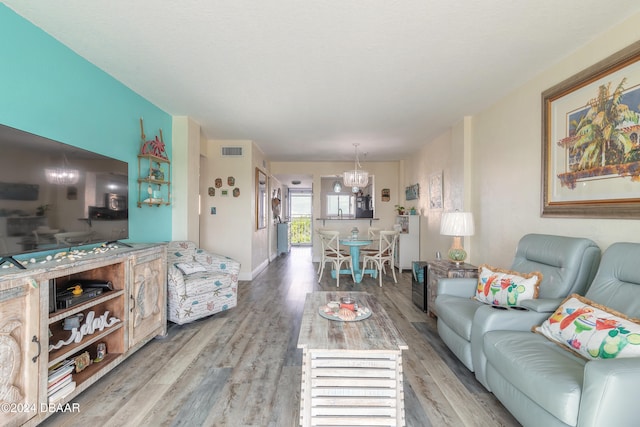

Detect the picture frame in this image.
[429,172,443,209]
[542,41,640,218]
[405,183,419,201]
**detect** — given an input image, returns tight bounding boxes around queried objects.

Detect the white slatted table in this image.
[297,292,408,427]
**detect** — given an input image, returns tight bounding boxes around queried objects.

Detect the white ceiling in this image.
[5,1,640,165]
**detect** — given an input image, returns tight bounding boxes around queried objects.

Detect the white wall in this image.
[402,117,473,263]
[252,143,270,277]
[200,139,254,280]
[172,116,201,243]
[470,12,640,266]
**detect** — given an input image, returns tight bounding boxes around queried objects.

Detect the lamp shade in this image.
[440,211,475,236]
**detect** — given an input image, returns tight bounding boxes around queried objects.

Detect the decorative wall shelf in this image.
[137,154,171,207]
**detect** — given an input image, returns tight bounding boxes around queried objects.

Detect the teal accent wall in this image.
[0,5,172,242]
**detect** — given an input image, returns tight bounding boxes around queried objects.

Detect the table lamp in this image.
[440,211,475,265]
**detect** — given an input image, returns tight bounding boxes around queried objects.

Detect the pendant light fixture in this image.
[45,154,79,185]
[342,143,369,193]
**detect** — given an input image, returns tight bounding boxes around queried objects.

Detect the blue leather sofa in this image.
[435,234,601,390]
[483,242,640,427]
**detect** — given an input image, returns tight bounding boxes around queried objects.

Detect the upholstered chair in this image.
[167,241,240,325]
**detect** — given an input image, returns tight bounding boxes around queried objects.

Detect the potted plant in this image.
[36,204,50,216]
[394,205,405,215]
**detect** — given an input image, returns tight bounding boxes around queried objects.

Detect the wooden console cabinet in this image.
[0,244,166,427]
[426,259,478,318]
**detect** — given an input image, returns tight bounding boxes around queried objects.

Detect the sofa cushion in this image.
[475,265,542,307]
[436,294,483,341]
[174,262,207,275]
[534,294,640,360]
[194,250,240,275]
[182,271,236,296]
[484,330,586,426]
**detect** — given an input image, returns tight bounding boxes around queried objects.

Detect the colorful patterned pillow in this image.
[174,262,207,275]
[534,294,640,360]
[475,265,542,307]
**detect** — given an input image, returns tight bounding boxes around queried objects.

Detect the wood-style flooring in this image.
[41,247,520,427]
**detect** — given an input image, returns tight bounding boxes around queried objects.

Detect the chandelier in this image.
[342,143,369,193]
[45,154,79,185]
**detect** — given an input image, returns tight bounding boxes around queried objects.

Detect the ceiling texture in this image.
[5,1,640,165]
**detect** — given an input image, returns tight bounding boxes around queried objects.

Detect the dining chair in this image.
[318,230,353,287]
[362,230,399,287]
[315,227,328,274]
[360,227,381,256]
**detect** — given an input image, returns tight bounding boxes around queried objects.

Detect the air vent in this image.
[221,146,243,157]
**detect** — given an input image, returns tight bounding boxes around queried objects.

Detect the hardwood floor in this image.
[41,247,519,427]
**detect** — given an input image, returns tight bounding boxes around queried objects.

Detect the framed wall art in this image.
[429,172,443,209]
[542,41,640,218]
[405,183,419,201]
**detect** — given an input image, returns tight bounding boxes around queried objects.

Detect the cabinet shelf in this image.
[50,352,123,404]
[49,290,125,324]
[48,322,124,367]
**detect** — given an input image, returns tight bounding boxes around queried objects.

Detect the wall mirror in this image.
[256,168,267,229]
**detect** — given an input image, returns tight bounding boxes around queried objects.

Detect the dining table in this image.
[332,237,378,283]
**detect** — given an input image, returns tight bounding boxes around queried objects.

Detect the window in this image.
[326,193,354,217]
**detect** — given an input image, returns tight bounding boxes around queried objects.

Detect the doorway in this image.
[289,189,312,246]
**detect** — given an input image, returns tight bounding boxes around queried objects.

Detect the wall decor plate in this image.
[215,178,222,188]
[233,187,240,197]
[228,176,235,186]
[208,187,215,196]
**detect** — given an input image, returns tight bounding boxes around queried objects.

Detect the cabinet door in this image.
[426,265,441,317]
[0,279,40,427]
[129,251,167,349]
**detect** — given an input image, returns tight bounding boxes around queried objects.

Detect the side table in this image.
[426,259,478,317]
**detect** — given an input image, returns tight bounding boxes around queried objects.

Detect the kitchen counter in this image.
[316,217,379,226]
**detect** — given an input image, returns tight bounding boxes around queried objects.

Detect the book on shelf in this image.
[48,381,76,403]
[48,362,75,384]
[48,373,72,395]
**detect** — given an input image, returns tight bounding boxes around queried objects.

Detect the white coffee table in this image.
[297,291,408,426]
